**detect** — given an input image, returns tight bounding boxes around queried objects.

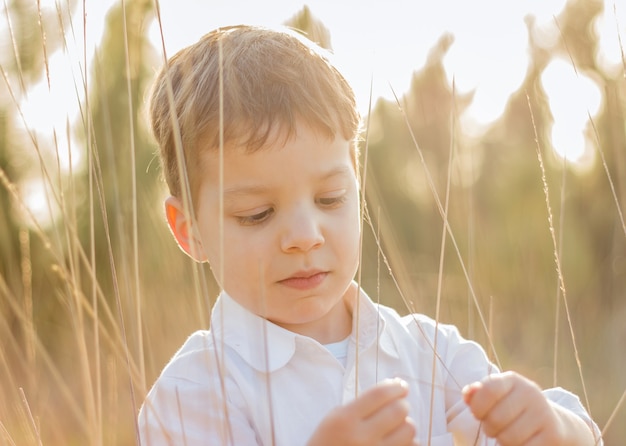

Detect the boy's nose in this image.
[280,206,324,253]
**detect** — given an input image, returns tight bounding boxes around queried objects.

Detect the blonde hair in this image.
[149,25,361,204]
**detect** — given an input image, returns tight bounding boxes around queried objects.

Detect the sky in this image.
[10,0,626,166]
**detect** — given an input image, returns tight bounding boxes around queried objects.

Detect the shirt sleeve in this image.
[410,316,602,445]
[543,387,604,445]
[435,320,500,445]
[138,336,260,446]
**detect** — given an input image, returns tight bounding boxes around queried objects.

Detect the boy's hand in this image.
[463,371,596,446]
[307,378,417,446]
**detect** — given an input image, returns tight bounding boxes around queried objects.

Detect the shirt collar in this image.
[350,289,399,360]
[210,286,399,373]
[210,292,297,373]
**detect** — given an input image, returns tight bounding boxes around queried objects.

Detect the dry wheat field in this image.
[0,1,624,445]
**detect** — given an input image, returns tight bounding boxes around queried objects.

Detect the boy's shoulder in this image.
[174,329,216,354]
[158,329,218,383]
[400,312,462,337]
[376,303,464,341]
[375,303,478,358]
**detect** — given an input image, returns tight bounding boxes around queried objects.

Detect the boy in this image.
[138,25,601,445]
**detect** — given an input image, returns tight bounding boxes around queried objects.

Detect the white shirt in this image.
[138,289,601,445]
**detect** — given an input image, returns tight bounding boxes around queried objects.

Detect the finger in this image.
[380,416,417,446]
[490,406,541,446]
[479,381,530,437]
[364,394,410,434]
[351,378,410,418]
[493,388,558,445]
[463,372,517,420]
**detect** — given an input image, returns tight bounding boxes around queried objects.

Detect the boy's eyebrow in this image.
[222,185,270,199]
[319,165,354,181]
[222,166,353,199]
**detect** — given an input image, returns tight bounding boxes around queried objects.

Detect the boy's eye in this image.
[317,194,347,208]
[236,208,274,226]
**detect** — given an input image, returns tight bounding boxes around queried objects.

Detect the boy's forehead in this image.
[202,120,340,155]
[198,123,352,169]
[190,119,357,195]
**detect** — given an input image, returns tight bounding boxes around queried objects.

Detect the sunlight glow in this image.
[18,50,83,172]
[16,0,117,131]
[146,0,590,135]
[541,59,602,161]
[442,2,528,125]
[8,0,621,169]
[22,178,59,229]
[19,51,79,132]
[596,0,626,76]
[442,0,568,126]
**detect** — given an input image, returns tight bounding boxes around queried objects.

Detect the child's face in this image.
[172,122,361,341]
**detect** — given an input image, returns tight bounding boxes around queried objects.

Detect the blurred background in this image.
[0,0,624,444]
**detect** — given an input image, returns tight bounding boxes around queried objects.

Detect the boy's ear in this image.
[164,196,208,262]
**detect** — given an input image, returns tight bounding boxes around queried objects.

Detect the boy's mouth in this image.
[279,270,328,290]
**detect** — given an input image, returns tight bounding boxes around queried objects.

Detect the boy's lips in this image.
[279,270,328,290]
